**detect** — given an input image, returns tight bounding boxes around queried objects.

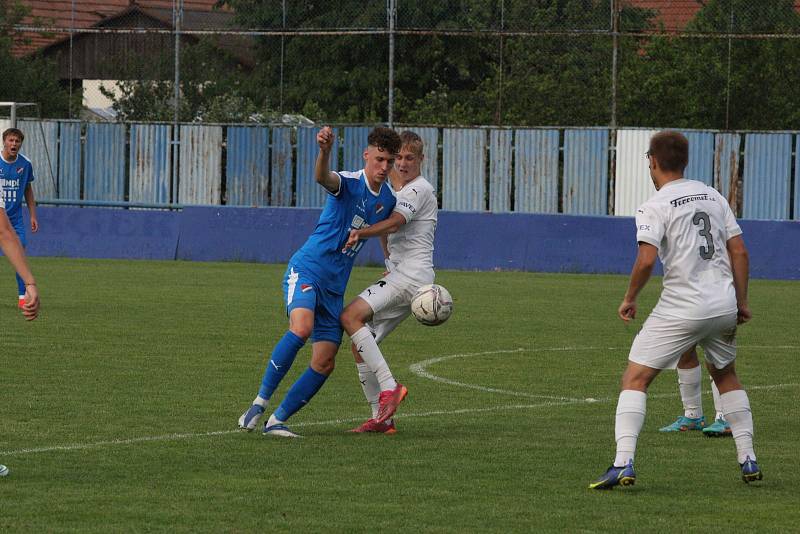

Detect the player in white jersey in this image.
[0,170,41,478]
[340,131,437,433]
[658,346,732,437]
[589,131,761,489]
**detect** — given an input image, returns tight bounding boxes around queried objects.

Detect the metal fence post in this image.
[610,0,619,129]
[172,0,183,203]
[387,0,397,127]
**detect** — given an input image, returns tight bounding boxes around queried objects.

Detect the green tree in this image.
[220,0,652,126]
[619,0,800,129]
[104,37,275,122]
[0,0,77,118]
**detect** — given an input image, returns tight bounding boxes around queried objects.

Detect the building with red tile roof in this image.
[14,1,228,57]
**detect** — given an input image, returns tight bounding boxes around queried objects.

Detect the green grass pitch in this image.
[1,258,798,532]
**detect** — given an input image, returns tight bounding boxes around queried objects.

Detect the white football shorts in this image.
[358,271,419,344]
[628,312,738,370]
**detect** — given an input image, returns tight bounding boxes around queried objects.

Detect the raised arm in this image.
[726,234,750,324]
[618,242,658,322]
[315,126,340,194]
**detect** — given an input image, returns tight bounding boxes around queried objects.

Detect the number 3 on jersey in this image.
[692,211,715,260]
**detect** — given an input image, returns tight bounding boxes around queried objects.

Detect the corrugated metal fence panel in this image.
[514,129,559,213]
[742,133,791,220]
[226,126,269,206]
[563,129,608,215]
[489,129,512,212]
[58,121,82,200]
[296,127,338,208]
[443,128,486,211]
[270,127,292,207]
[412,127,439,188]
[713,133,740,206]
[614,129,658,216]
[179,125,222,205]
[343,126,369,171]
[129,124,171,204]
[84,122,126,201]
[795,136,800,221]
[680,131,714,184]
[17,120,59,200]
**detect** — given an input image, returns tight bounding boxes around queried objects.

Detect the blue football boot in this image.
[588,460,636,490]
[740,456,763,483]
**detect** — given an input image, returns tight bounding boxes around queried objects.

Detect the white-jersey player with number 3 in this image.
[589,130,761,489]
[340,131,437,433]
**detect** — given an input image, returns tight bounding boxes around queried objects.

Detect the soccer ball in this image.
[410,284,453,326]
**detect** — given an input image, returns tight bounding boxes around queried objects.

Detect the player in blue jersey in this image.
[0,163,40,478]
[0,128,39,309]
[238,125,401,438]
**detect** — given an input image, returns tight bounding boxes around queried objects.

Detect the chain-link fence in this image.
[5,0,800,130]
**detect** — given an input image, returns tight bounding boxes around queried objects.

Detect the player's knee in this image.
[621,362,659,391]
[340,308,362,334]
[289,325,312,340]
[677,347,699,368]
[313,357,335,375]
[706,362,740,392]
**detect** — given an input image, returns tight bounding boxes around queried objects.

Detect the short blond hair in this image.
[399,130,424,158]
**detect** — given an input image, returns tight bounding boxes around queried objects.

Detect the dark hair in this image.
[2,128,24,142]
[367,127,401,155]
[399,130,424,157]
[649,131,688,173]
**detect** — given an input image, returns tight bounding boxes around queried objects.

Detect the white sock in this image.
[351,327,397,392]
[266,413,283,427]
[252,396,268,408]
[614,390,647,467]
[677,366,703,419]
[710,378,724,421]
[356,362,381,419]
[720,389,756,464]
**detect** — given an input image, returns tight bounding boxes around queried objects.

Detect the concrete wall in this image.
[21,206,800,280]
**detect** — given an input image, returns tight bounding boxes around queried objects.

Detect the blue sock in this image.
[257,331,306,401]
[273,367,329,421]
[15,235,26,298]
[15,271,25,298]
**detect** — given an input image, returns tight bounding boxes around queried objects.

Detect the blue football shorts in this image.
[282,264,343,345]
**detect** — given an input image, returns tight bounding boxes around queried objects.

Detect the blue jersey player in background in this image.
[0,128,39,309]
[238,126,401,438]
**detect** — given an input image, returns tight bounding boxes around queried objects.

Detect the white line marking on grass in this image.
[409,345,800,402]
[0,400,586,457]
[4,382,795,457]
[2,346,796,458]
[410,347,607,402]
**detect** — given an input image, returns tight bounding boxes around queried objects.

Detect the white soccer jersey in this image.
[635,179,742,320]
[386,176,437,285]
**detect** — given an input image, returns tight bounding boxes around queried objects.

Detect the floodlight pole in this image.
[173,0,182,128]
[387,0,397,127]
[610,0,619,129]
[172,0,183,204]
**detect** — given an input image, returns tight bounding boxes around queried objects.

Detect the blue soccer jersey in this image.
[0,153,35,224]
[290,170,397,295]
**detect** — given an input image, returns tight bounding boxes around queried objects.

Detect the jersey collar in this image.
[660,178,687,190]
[0,153,18,164]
